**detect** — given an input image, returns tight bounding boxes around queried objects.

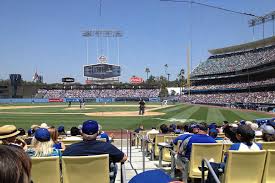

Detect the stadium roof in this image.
[209,36,275,55]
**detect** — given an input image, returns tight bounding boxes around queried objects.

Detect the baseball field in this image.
[0,102,273,130]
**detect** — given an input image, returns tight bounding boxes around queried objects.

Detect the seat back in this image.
[222,143,233,161]
[259,142,275,150]
[62,139,82,145]
[189,143,223,178]
[154,134,174,157]
[31,156,61,183]
[154,135,165,157]
[97,138,107,142]
[148,133,157,152]
[262,150,275,183]
[217,133,225,139]
[224,150,266,183]
[62,155,109,183]
[163,136,176,162]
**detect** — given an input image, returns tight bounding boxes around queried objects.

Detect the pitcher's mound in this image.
[85,111,165,117]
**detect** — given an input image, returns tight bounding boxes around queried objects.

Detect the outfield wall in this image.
[0,97,160,103]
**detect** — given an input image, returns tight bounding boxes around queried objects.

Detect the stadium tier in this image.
[184,36,275,110]
[36,89,160,98]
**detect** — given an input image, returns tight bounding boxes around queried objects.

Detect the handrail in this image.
[169,149,177,178]
[120,162,126,183]
[201,158,221,183]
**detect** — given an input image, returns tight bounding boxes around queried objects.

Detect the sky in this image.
[1,0,275,83]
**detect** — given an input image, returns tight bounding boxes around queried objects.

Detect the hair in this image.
[262,133,275,142]
[48,126,58,144]
[223,121,229,125]
[82,133,97,141]
[236,125,255,146]
[209,130,218,139]
[70,127,80,136]
[225,126,239,143]
[197,122,208,132]
[31,138,54,157]
[160,124,169,134]
[0,145,32,183]
[17,128,26,136]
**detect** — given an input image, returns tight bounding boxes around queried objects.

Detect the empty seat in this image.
[62,154,109,183]
[223,150,266,183]
[262,150,275,183]
[258,142,275,150]
[31,156,61,183]
[189,143,223,179]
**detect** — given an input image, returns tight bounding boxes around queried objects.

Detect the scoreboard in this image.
[84,64,121,79]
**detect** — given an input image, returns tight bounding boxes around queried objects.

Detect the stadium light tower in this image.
[249,11,275,40]
[81,29,123,65]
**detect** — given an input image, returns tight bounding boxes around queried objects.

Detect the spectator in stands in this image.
[146,127,159,138]
[134,124,144,134]
[0,125,21,147]
[97,124,110,143]
[179,122,216,160]
[63,127,82,140]
[261,125,275,142]
[27,128,60,157]
[208,128,221,140]
[177,122,216,182]
[207,125,262,183]
[63,120,127,183]
[169,124,177,133]
[159,124,169,134]
[173,123,195,146]
[58,125,66,136]
[48,126,65,150]
[0,145,32,183]
[25,129,34,145]
[222,125,239,143]
[174,124,184,134]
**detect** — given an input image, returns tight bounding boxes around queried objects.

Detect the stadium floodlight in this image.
[248,11,275,27]
[81,30,123,38]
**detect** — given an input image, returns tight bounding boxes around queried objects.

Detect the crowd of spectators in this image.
[134,119,275,182]
[179,91,275,104]
[190,77,275,90]
[36,89,160,98]
[1,118,275,182]
[0,120,126,183]
[192,45,275,76]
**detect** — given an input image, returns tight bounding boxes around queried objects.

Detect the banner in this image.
[49,98,64,102]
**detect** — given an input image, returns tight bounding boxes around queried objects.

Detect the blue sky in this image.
[0,0,275,83]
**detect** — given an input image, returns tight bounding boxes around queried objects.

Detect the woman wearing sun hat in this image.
[26,128,60,157]
[0,125,21,146]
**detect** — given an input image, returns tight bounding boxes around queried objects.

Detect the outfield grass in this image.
[0,103,273,130]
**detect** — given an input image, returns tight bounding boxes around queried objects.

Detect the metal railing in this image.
[201,158,221,183]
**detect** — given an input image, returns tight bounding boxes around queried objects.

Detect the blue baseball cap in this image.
[58,126,65,132]
[35,128,50,142]
[82,120,99,135]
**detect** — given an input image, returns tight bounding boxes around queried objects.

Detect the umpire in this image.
[139,99,146,115]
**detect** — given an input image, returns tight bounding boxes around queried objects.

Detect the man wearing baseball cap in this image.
[63,120,127,183]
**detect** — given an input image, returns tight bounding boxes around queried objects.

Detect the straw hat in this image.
[0,125,20,139]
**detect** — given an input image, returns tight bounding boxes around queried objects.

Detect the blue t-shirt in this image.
[173,133,193,145]
[185,134,216,160]
[53,142,62,149]
[62,140,124,163]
